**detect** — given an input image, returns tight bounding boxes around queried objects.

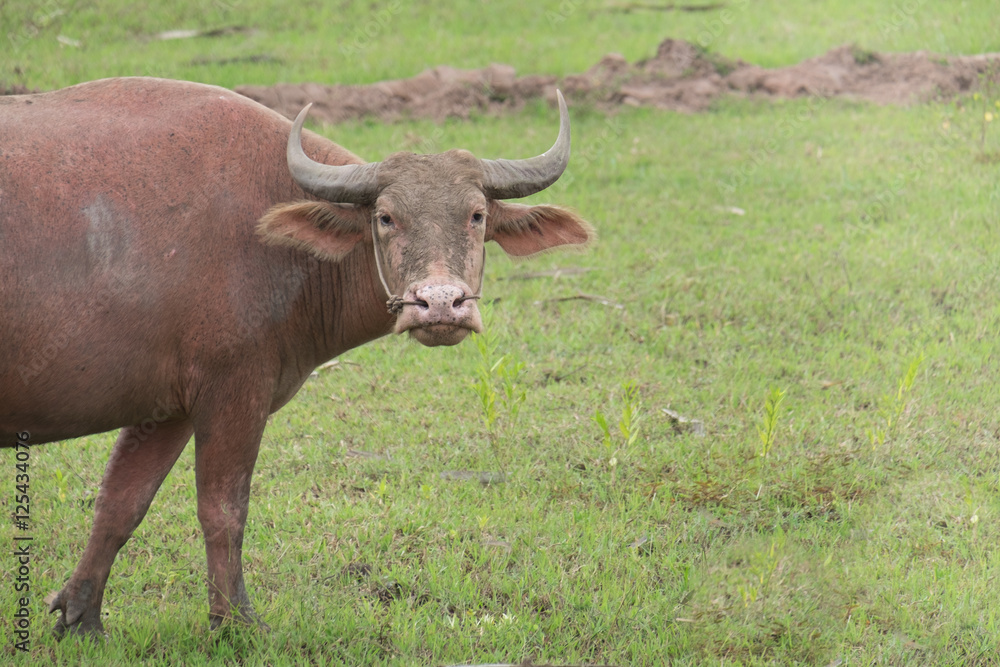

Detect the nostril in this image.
[454,294,481,308]
[409,284,479,315]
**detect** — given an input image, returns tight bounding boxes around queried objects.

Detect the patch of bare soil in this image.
[235,38,1000,123]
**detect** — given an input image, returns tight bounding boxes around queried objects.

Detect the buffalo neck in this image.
[294,240,396,370]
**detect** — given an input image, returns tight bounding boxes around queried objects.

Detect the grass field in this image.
[3,1,1000,665]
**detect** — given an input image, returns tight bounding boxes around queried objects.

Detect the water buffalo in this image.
[0,77,592,636]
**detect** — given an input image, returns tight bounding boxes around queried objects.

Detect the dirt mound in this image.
[1,83,36,95]
[726,44,998,105]
[6,39,998,119]
[236,39,1000,124]
[237,64,553,124]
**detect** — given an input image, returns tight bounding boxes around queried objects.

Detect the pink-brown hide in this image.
[0,77,592,636]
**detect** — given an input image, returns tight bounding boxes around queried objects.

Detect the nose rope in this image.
[371,217,485,315]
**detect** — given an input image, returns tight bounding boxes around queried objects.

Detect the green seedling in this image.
[472,305,526,471]
[756,387,786,459]
[867,352,924,449]
[593,380,644,473]
[738,533,784,608]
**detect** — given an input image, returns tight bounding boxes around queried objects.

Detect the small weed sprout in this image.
[974,69,1000,152]
[374,475,391,507]
[54,468,68,502]
[738,533,784,608]
[867,352,924,449]
[961,475,981,530]
[593,381,644,478]
[594,409,614,456]
[618,381,643,450]
[472,305,526,471]
[756,387,786,458]
[961,70,1000,162]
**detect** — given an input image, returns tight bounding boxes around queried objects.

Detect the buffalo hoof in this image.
[52,616,107,640]
[48,589,106,640]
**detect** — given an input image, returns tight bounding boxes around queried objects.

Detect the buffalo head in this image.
[258,91,593,347]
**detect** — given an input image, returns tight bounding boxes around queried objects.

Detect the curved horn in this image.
[286,104,379,204]
[480,90,571,200]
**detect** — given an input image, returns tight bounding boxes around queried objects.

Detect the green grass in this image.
[4,1,1000,665]
[4,0,1000,90]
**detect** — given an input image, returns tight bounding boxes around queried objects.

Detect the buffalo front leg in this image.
[193,409,269,630]
[50,420,193,638]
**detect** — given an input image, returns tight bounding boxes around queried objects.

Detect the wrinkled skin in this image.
[0,77,592,636]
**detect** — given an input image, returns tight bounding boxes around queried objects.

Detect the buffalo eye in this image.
[378,213,394,228]
[471,212,484,224]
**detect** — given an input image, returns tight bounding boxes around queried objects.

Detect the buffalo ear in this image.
[257,201,368,261]
[486,200,595,257]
